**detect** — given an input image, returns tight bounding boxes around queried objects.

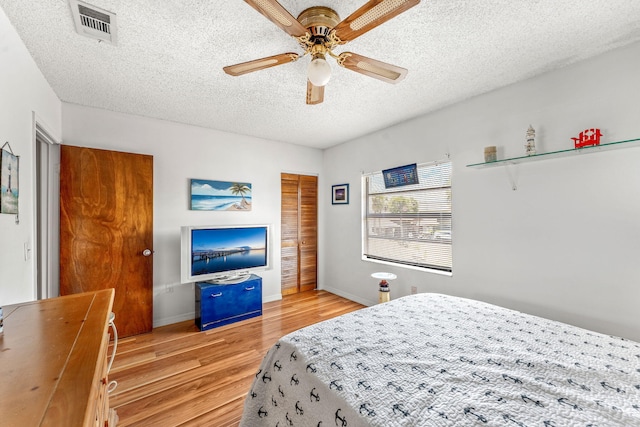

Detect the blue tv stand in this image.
[195,274,262,331]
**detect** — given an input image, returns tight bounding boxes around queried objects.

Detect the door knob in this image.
[142,249,153,257]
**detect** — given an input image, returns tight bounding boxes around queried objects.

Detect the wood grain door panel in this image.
[299,175,317,292]
[281,173,317,295]
[280,245,298,295]
[281,174,300,296]
[60,145,153,337]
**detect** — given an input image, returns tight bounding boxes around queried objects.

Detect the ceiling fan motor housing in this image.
[297,6,340,43]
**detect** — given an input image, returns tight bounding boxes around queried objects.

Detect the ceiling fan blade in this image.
[244,0,309,38]
[306,81,324,105]
[332,0,420,43]
[337,52,408,83]
[223,53,299,76]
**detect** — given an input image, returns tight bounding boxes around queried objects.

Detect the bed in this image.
[240,293,640,426]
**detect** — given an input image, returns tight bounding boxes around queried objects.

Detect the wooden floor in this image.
[108,290,364,427]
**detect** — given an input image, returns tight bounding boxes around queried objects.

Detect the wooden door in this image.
[298,175,318,292]
[281,174,299,295]
[281,173,317,295]
[60,145,153,337]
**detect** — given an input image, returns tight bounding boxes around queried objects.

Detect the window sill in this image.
[362,256,452,277]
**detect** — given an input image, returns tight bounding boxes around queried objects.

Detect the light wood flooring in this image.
[108,290,365,427]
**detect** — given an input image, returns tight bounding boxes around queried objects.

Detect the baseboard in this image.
[154,311,195,328]
[264,293,282,303]
[321,285,375,307]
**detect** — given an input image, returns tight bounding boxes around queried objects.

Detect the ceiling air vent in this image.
[69,0,117,44]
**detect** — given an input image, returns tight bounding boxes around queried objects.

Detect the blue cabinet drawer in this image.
[195,275,262,331]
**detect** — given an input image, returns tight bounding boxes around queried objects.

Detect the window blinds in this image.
[363,161,452,272]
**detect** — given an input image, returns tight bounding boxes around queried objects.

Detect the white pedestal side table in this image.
[372,272,397,303]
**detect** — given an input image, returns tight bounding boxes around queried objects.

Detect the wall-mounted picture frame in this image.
[1,147,19,214]
[190,179,252,211]
[332,184,349,205]
[382,163,419,188]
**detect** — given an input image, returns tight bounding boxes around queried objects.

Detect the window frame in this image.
[361,160,452,275]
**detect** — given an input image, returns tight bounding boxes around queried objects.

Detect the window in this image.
[362,160,452,272]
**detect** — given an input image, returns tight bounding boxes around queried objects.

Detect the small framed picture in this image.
[1,148,19,214]
[332,184,349,205]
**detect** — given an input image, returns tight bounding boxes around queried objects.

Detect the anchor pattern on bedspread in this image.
[240,293,640,426]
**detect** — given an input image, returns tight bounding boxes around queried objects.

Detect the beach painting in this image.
[190,179,252,211]
[1,149,19,214]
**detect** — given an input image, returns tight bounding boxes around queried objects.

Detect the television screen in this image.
[382,163,419,188]
[181,225,270,283]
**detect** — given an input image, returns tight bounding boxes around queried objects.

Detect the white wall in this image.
[62,104,323,326]
[0,7,61,305]
[322,41,640,341]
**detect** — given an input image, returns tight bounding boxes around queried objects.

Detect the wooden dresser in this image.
[0,289,117,426]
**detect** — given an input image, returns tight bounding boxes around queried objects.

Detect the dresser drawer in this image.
[195,275,262,331]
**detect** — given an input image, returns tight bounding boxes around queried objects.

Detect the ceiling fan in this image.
[223,0,420,105]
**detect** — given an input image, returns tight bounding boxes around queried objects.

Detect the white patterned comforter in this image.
[240,293,640,426]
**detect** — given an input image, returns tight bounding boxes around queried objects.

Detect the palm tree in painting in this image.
[229,183,251,209]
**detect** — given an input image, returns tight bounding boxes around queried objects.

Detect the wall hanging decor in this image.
[382,163,419,188]
[572,128,602,149]
[1,142,19,215]
[190,179,252,211]
[332,183,349,205]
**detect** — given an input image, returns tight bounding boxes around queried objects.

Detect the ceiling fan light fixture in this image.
[307,54,331,87]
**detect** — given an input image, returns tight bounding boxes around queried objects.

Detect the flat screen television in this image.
[181,224,270,284]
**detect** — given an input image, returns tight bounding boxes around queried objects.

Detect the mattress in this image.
[240,293,640,426]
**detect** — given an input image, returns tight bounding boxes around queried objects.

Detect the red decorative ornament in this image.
[572,128,602,149]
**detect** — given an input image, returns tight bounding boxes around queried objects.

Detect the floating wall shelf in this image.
[466,137,640,169]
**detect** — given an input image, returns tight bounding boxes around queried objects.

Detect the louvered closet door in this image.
[281,173,317,295]
[281,174,299,295]
[298,175,318,292]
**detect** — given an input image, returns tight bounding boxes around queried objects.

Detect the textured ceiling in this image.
[2,1,640,149]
